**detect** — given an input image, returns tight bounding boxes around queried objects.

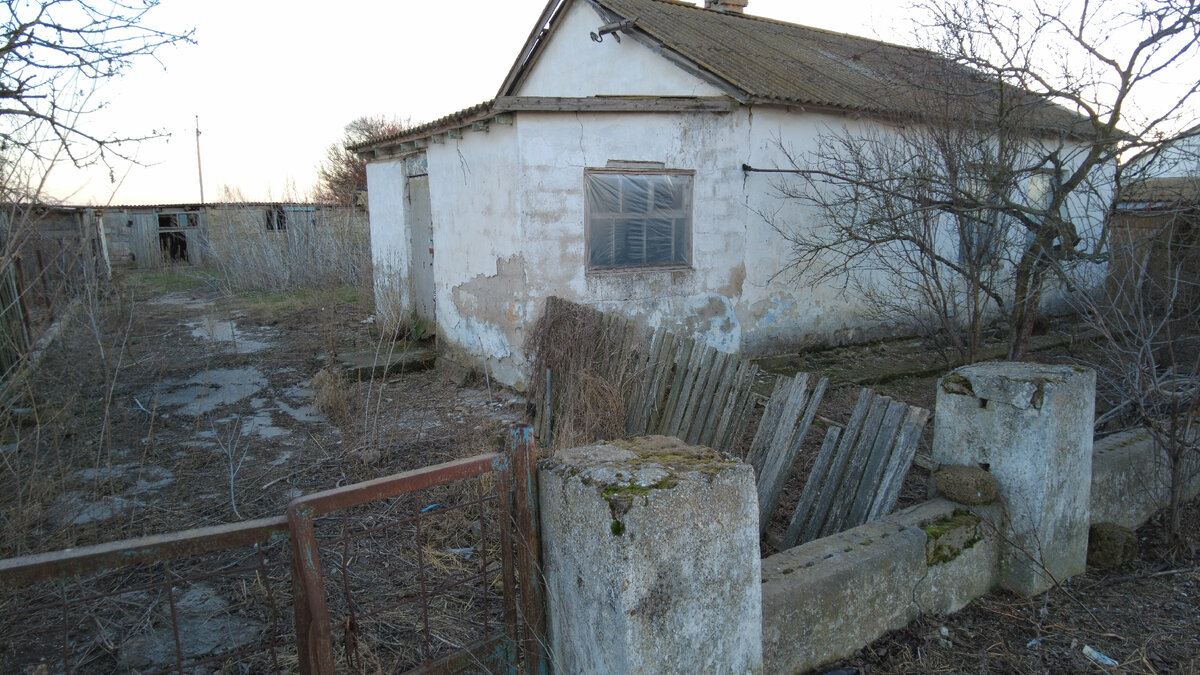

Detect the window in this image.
[958,169,1006,265]
[1027,169,1060,212]
[585,169,693,270]
[265,207,287,232]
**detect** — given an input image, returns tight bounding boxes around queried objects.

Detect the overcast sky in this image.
[40,0,920,206]
[42,0,1197,206]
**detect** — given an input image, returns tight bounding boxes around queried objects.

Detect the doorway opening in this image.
[158,213,190,263]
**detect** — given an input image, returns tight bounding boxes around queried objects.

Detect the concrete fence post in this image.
[932,362,1096,596]
[537,436,762,673]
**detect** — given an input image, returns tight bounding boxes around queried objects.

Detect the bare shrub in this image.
[311,367,358,429]
[1083,202,1200,548]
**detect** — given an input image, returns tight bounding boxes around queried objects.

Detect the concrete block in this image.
[1090,429,1171,529]
[761,499,1000,673]
[761,515,924,673]
[933,362,1095,596]
[912,501,1001,616]
[1087,522,1138,569]
[538,436,762,674]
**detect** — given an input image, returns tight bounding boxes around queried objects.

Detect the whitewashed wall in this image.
[518,0,727,99]
[366,0,1111,387]
[1128,127,1200,179]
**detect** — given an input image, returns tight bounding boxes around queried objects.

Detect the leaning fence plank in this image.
[801,389,875,543]
[644,332,679,434]
[747,376,789,474]
[844,399,909,528]
[723,363,760,453]
[696,352,735,447]
[656,337,694,435]
[756,374,810,480]
[625,326,665,434]
[756,375,828,531]
[662,341,706,437]
[678,345,718,443]
[685,349,726,445]
[823,394,892,537]
[783,425,842,548]
[868,406,932,521]
[711,359,753,452]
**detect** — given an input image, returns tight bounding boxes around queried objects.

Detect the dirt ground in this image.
[1,270,523,559]
[2,270,1197,673]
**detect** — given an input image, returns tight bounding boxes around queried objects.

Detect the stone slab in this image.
[338,346,436,380]
[761,498,1000,674]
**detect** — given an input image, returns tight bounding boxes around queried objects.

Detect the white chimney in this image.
[705,0,748,13]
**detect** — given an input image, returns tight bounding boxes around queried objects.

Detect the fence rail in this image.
[0,424,544,674]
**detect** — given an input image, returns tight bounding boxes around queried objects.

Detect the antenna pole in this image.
[195,115,206,205]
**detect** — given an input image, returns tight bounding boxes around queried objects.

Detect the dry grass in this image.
[311,366,358,429]
[201,205,370,293]
[526,298,639,452]
[0,267,533,672]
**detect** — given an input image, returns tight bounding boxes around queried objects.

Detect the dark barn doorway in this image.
[157,213,190,263]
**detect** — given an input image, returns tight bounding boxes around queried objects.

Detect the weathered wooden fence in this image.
[765,386,930,548]
[532,297,931,548]
[747,372,828,530]
[532,297,759,455]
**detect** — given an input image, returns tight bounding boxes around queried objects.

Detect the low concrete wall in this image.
[1090,428,1200,529]
[762,427,1200,674]
[761,499,1000,674]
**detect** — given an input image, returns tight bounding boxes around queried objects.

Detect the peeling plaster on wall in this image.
[588,292,742,354]
[721,263,746,299]
[760,297,794,326]
[449,254,529,385]
[693,294,741,352]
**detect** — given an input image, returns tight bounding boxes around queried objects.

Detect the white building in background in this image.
[358,0,1101,388]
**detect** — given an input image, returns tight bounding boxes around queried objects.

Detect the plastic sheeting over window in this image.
[586,170,693,270]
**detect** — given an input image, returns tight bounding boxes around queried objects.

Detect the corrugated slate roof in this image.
[359,0,1090,155]
[1118,177,1200,205]
[588,0,1083,129]
[351,101,496,153]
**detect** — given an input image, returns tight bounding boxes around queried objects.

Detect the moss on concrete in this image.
[940,374,975,396]
[923,510,982,565]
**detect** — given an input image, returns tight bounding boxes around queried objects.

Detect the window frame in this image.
[584,167,694,273]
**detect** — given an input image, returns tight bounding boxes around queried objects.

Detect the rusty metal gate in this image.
[0,424,546,674]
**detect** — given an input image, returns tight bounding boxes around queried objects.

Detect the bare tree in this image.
[313,115,407,205]
[0,1,192,403]
[1,0,194,179]
[1085,172,1199,545]
[773,0,1200,361]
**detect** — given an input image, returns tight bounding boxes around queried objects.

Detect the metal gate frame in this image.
[288,423,546,674]
[0,423,547,674]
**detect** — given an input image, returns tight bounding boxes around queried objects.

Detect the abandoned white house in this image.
[97,202,367,269]
[358,0,1104,388]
